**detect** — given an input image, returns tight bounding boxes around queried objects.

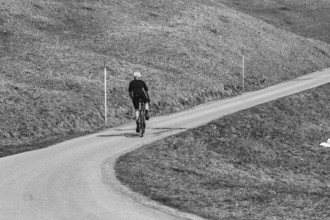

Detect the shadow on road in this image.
[149,127,187,130]
[97,133,140,138]
[150,127,187,136]
[98,127,187,138]
[113,127,187,131]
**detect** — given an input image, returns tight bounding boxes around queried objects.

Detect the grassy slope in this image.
[219,0,330,44]
[1,0,330,155]
[116,83,330,220]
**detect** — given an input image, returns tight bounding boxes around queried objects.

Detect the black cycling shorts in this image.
[132,90,149,110]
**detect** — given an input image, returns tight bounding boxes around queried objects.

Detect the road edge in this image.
[101,138,208,220]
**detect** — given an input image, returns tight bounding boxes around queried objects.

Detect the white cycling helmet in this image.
[133,72,141,78]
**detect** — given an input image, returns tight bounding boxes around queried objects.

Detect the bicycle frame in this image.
[138,101,146,137]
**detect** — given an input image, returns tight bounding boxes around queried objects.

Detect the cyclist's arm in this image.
[146,90,150,100]
[129,91,133,100]
[128,83,133,100]
[143,81,150,101]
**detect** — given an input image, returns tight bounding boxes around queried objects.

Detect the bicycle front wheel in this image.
[140,112,145,137]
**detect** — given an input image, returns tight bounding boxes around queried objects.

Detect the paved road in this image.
[0,69,329,220]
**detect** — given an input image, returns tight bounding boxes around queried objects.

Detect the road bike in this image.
[138,100,146,137]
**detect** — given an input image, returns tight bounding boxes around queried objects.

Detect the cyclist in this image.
[128,71,150,132]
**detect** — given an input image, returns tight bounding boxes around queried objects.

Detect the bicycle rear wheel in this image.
[140,111,145,137]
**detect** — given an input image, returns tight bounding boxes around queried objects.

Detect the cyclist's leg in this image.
[139,102,147,137]
[135,109,140,121]
[132,98,138,118]
[132,98,140,132]
[141,93,150,120]
[145,101,149,120]
[135,109,140,132]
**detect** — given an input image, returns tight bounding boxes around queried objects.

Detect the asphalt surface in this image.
[0,69,329,220]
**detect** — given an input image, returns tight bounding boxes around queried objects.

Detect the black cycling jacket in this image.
[128,79,148,95]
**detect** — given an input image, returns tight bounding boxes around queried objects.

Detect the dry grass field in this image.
[116,83,330,220]
[1,0,330,155]
[220,0,330,44]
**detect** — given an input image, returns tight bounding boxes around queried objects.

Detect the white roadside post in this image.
[104,60,107,124]
[242,49,245,91]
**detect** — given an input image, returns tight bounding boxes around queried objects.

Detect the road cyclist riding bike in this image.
[128,71,150,135]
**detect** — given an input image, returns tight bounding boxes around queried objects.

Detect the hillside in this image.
[116,83,330,220]
[220,0,330,44]
[1,0,330,154]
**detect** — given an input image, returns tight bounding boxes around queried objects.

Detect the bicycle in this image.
[138,100,146,137]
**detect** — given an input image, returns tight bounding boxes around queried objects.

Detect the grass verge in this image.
[116,83,330,220]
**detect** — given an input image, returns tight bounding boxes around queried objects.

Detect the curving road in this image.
[0,69,329,220]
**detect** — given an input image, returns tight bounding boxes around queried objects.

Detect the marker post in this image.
[104,60,107,124]
[242,49,245,91]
